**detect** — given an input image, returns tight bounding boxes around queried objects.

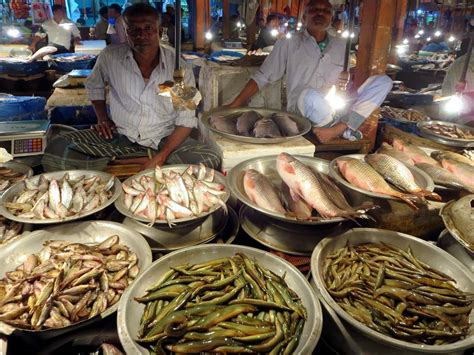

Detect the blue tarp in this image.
[0,95,47,121]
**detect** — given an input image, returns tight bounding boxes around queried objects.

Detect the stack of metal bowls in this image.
[228,155,351,255]
[115,165,235,252]
[328,154,441,238]
[117,244,323,354]
[311,228,474,354]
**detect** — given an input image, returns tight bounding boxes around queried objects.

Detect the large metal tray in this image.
[122,207,227,251]
[239,205,349,255]
[201,107,312,144]
[329,154,435,201]
[440,196,474,253]
[438,229,473,274]
[117,244,322,354]
[418,120,474,148]
[0,220,152,338]
[0,170,121,224]
[311,228,474,353]
[228,155,347,225]
[115,165,229,224]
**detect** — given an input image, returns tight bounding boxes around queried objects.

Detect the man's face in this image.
[268,18,280,30]
[54,9,66,21]
[108,9,119,19]
[303,0,333,32]
[125,15,159,52]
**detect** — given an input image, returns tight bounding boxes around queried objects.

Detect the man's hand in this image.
[93,119,116,140]
[142,152,167,170]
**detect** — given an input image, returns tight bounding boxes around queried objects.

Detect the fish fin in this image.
[395,193,422,209]
[413,190,442,202]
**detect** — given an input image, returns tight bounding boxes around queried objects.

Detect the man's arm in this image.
[71,23,82,45]
[229,38,289,107]
[29,35,42,51]
[143,126,192,168]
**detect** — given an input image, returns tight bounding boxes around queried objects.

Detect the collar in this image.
[302,29,331,43]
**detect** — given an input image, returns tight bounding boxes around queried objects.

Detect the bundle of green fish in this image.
[0,235,139,330]
[0,167,27,191]
[122,165,227,225]
[5,172,115,220]
[323,243,473,345]
[0,216,22,245]
[135,254,307,353]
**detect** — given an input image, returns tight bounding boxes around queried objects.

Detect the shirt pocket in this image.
[155,93,176,116]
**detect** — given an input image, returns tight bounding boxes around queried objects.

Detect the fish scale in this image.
[243,169,286,214]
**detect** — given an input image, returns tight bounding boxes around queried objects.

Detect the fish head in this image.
[392,138,405,152]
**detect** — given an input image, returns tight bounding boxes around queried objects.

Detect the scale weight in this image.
[0,120,50,157]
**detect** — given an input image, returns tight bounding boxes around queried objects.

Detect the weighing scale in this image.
[0,120,50,157]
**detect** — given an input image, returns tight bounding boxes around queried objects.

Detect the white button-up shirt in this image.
[252,30,346,113]
[86,44,197,149]
[38,19,81,50]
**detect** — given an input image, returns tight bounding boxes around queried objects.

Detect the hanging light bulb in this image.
[418,30,424,35]
[434,30,442,37]
[6,27,21,38]
[285,32,291,39]
[426,37,432,42]
[325,85,346,111]
[205,31,213,40]
[284,22,289,27]
[448,35,456,42]
[342,30,349,38]
[403,38,409,45]
[270,29,279,37]
[443,94,464,115]
[414,34,421,39]
[396,44,408,56]
[350,32,355,38]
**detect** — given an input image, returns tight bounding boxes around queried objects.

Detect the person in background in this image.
[160,12,175,46]
[421,36,449,53]
[442,53,474,96]
[253,14,281,50]
[29,4,81,53]
[95,6,109,42]
[229,0,392,143]
[108,3,127,44]
[41,3,220,172]
[165,4,175,25]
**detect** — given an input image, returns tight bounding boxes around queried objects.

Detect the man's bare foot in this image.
[312,123,348,143]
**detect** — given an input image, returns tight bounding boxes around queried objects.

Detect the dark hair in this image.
[109,3,122,14]
[123,3,158,22]
[99,6,108,18]
[52,4,64,13]
[266,14,278,24]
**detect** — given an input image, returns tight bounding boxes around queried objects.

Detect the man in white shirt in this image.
[29,5,81,54]
[108,3,127,45]
[229,0,392,143]
[42,3,219,172]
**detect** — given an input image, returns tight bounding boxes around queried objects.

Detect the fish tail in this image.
[413,190,442,201]
[394,193,422,209]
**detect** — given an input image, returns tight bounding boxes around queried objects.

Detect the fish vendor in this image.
[29,5,81,54]
[42,3,220,172]
[229,0,393,143]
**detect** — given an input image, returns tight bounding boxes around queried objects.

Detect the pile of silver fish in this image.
[424,123,474,140]
[135,254,307,354]
[323,243,472,345]
[336,153,441,208]
[210,111,300,138]
[0,216,22,245]
[53,54,95,62]
[5,173,115,220]
[379,140,474,192]
[441,194,474,253]
[0,235,139,330]
[244,153,371,220]
[122,165,227,225]
[0,167,27,192]
[381,107,428,122]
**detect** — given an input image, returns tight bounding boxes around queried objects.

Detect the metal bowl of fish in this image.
[438,229,473,274]
[329,154,435,205]
[418,121,474,148]
[114,164,229,225]
[440,195,474,254]
[0,220,152,336]
[117,244,322,354]
[0,161,33,195]
[0,170,121,225]
[312,228,474,353]
[228,153,376,225]
[201,107,312,144]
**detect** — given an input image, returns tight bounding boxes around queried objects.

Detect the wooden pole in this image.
[354,0,397,87]
[246,14,257,49]
[194,0,207,50]
[223,0,230,40]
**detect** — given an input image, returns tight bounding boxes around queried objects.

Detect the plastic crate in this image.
[50,53,97,73]
[381,115,420,135]
[49,105,97,128]
[0,95,47,121]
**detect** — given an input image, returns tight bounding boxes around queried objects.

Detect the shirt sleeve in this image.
[442,59,461,96]
[175,61,198,128]
[85,50,109,101]
[116,17,127,43]
[251,38,288,90]
[71,23,81,38]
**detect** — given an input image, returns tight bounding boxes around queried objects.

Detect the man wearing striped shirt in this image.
[42,3,219,172]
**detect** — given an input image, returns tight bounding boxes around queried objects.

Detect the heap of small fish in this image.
[336,153,441,208]
[5,173,115,220]
[53,54,95,62]
[244,153,372,221]
[0,167,27,192]
[135,254,307,354]
[424,123,474,140]
[0,216,22,245]
[381,106,428,122]
[378,139,474,193]
[0,235,139,330]
[210,111,300,138]
[121,165,227,225]
[323,243,472,345]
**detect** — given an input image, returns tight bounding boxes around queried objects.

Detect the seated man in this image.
[42,3,220,172]
[229,0,393,143]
